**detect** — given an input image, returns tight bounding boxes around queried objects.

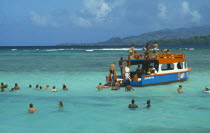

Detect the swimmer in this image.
[202,88,210,91]
[1,82,5,92]
[177,85,183,93]
[10,88,15,92]
[125,85,134,91]
[43,85,49,89]
[39,86,42,89]
[58,101,63,107]
[14,83,20,90]
[62,84,68,90]
[28,103,37,112]
[29,84,32,88]
[128,99,138,108]
[35,84,39,89]
[112,81,120,90]
[96,83,104,91]
[51,86,57,92]
[146,100,151,108]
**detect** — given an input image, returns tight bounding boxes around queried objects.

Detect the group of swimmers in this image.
[128,99,151,109]
[1,83,20,92]
[28,101,63,113]
[0,82,69,92]
[96,82,134,91]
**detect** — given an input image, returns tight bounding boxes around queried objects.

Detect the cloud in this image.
[83,0,112,20]
[29,11,59,27]
[71,16,92,28]
[181,1,202,23]
[71,0,124,28]
[158,3,167,19]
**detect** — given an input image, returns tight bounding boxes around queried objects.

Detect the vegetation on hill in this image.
[56,26,210,46]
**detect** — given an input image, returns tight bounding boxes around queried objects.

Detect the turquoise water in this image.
[0,45,210,133]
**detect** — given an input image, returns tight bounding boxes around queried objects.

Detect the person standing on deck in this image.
[119,57,123,75]
[109,62,116,76]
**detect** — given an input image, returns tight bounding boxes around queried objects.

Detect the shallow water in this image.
[0,45,210,133]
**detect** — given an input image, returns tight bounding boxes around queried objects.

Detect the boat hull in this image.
[107,71,191,87]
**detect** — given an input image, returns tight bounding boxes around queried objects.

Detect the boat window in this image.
[177,62,183,69]
[161,64,174,71]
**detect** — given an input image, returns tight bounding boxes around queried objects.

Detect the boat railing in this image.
[128,53,185,60]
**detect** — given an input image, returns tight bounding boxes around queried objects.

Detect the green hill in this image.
[56,25,210,46]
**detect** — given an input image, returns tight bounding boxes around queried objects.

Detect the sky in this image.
[0,0,210,46]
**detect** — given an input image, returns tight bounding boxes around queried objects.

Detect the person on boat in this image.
[177,85,183,93]
[29,84,32,88]
[125,85,134,91]
[124,64,130,79]
[62,84,68,90]
[144,43,151,59]
[151,67,157,74]
[146,100,151,108]
[109,62,116,76]
[147,67,152,75]
[51,86,57,92]
[202,88,210,91]
[136,65,142,78]
[128,99,138,108]
[28,104,37,112]
[153,42,158,54]
[14,83,20,90]
[96,83,104,91]
[129,44,135,55]
[119,57,124,75]
[59,101,63,107]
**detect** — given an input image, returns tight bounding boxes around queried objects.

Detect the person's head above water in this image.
[99,83,102,85]
[131,99,135,104]
[53,86,56,89]
[59,101,63,107]
[147,100,150,105]
[29,103,33,108]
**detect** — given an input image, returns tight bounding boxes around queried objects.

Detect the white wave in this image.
[36,49,39,50]
[189,48,195,50]
[86,49,94,51]
[11,49,17,51]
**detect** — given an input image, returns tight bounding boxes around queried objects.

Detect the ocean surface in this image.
[0,44,210,133]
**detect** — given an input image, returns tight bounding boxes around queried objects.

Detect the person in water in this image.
[29,84,32,88]
[128,99,138,108]
[58,101,63,107]
[39,86,43,89]
[119,57,124,75]
[112,81,120,90]
[51,86,57,92]
[43,85,49,89]
[28,103,37,112]
[1,83,5,92]
[177,85,183,93]
[62,84,68,90]
[35,84,39,89]
[125,85,134,91]
[96,83,104,91]
[202,88,210,91]
[14,83,20,90]
[146,100,151,108]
